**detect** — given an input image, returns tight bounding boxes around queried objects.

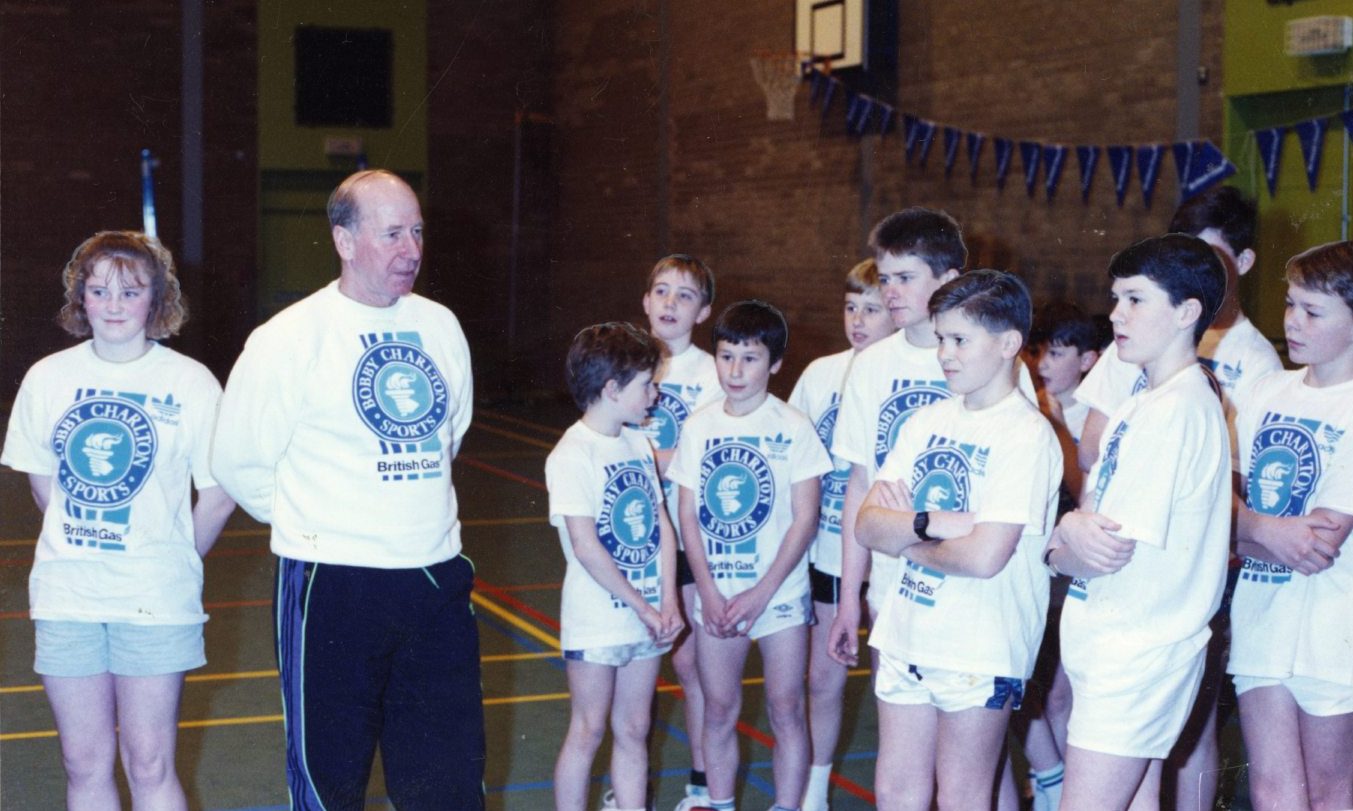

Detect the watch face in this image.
[913,511,930,540]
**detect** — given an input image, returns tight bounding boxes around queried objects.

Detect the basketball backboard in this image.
[795,0,866,70]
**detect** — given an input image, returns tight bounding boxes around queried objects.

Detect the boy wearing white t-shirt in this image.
[824,208,965,670]
[1228,241,1353,811]
[1073,186,1282,811]
[855,270,1062,811]
[547,323,684,811]
[787,258,896,811]
[670,301,833,811]
[1045,235,1231,811]
[635,253,723,810]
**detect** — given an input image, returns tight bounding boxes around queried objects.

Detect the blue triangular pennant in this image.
[1295,117,1328,191]
[1043,144,1068,202]
[809,69,826,103]
[1106,145,1132,207]
[1253,128,1286,198]
[903,115,921,161]
[915,120,937,167]
[943,127,962,178]
[846,95,873,135]
[967,132,986,181]
[1175,140,1236,201]
[820,77,840,117]
[993,137,1014,190]
[1342,110,1353,142]
[877,104,895,136]
[1136,144,1164,207]
[1019,141,1041,197]
[1076,145,1100,203]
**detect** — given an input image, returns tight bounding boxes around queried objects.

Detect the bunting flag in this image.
[820,76,840,117]
[943,127,962,178]
[846,95,874,135]
[914,120,937,166]
[903,115,921,162]
[967,131,986,181]
[1043,144,1068,202]
[1106,145,1133,207]
[1135,144,1164,208]
[993,137,1014,190]
[877,104,895,136]
[1253,128,1286,198]
[809,69,826,103]
[1343,110,1353,141]
[1295,117,1328,191]
[1076,145,1100,203]
[1173,140,1236,201]
[1019,141,1041,197]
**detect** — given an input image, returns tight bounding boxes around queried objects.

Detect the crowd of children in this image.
[546,184,1353,811]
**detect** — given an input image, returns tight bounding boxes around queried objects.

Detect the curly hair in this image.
[58,231,187,340]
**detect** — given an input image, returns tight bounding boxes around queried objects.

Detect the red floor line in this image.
[458,455,548,492]
[493,582,562,593]
[475,578,560,631]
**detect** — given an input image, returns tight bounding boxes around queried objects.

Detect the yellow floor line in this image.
[470,592,561,650]
[0,671,875,741]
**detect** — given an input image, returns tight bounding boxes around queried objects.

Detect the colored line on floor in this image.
[458,455,548,492]
[476,408,565,437]
[470,421,555,450]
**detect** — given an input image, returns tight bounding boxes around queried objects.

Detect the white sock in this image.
[801,762,832,811]
[1030,763,1064,811]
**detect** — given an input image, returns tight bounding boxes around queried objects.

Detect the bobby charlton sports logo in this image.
[874,380,949,468]
[51,397,156,510]
[642,386,692,450]
[699,440,774,543]
[1247,414,1322,517]
[352,339,450,443]
[597,462,663,606]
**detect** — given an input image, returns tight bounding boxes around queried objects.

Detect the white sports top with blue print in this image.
[789,348,856,578]
[548,422,667,650]
[2,342,221,624]
[637,343,722,548]
[1061,364,1231,692]
[867,391,1061,678]
[668,395,833,613]
[1229,370,1353,685]
[213,282,473,568]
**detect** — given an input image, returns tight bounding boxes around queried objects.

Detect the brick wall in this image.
[0,0,257,396]
[546,0,1226,394]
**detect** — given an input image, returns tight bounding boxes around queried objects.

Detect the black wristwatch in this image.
[913,511,934,542]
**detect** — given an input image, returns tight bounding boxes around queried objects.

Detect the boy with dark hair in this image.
[1046,234,1231,810]
[669,301,833,811]
[855,270,1062,811]
[1228,241,1353,811]
[788,258,896,811]
[547,322,684,811]
[637,253,722,810]
[1075,189,1281,809]
[826,208,1037,672]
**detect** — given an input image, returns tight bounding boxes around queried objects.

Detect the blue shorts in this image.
[34,620,205,678]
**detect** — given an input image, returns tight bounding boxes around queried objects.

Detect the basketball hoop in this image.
[750,51,816,122]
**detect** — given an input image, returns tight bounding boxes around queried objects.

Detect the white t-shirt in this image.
[212,282,473,568]
[546,422,667,650]
[1076,320,1280,465]
[1061,364,1231,693]
[668,395,833,614]
[637,343,723,545]
[867,391,1061,678]
[789,349,855,577]
[2,342,221,625]
[1229,370,1353,685]
[831,330,1037,604]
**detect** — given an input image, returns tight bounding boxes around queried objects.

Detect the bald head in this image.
[331,170,425,307]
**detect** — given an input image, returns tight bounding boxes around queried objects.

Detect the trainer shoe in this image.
[673,789,714,811]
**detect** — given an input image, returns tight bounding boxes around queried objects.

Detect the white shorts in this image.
[1233,674,1353,717]
[874,650,1025,713]
[1067,648,1206,759]
[563,637,669,667]
[695,590,814,641]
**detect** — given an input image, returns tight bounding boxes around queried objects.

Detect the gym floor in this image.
[0,401,1251,810]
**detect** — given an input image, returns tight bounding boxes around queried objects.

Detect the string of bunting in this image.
[1251,110,1353,197]
[808,67,1240,207]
